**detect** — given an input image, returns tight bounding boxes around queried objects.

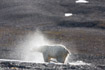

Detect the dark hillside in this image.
[0,0,105,67]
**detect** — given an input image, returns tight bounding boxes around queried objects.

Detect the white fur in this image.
[32,44,70,63]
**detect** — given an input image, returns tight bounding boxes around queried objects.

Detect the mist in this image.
[12,30,52,63]
[10,29,90,65]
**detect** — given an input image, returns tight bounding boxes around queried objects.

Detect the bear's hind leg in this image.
[43,55,48,62]
[43,54,50,62]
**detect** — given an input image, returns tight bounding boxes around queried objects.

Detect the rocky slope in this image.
[0,59,103,70]
[0,0,105,70]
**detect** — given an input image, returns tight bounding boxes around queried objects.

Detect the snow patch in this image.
[65,13,73,17]
[76,0,89,3]
[69,61,91,65]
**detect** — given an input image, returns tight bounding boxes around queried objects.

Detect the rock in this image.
[0,59,103,70]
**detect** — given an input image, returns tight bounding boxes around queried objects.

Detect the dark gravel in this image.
[0,60,103,70]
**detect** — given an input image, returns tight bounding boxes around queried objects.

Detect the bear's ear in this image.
[65,47,70,54]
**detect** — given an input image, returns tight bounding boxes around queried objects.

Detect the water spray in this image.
[15,30,52,63]
[12,29,90,65]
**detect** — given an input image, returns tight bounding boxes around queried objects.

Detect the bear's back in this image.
[41,45,69,57]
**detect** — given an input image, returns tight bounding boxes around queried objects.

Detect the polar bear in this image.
[33,45,70,63]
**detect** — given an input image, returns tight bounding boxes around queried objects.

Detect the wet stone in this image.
[0,60,103,70]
